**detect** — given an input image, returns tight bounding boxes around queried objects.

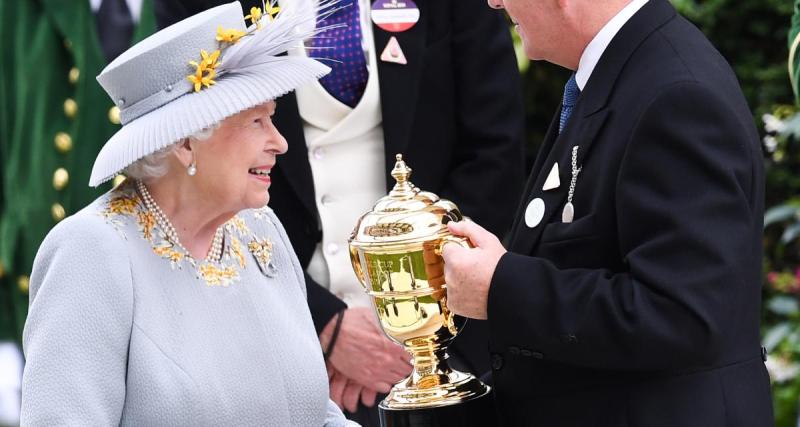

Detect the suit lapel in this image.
[373,3,427,174]
[510,109,609,254]
[273,92,318,215]
[509,111,560,241]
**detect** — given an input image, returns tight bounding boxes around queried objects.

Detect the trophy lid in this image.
[349,154,464,247]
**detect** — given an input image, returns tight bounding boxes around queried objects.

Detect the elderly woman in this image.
[20,2,357,426]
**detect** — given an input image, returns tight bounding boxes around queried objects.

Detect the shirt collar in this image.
[89,0,143,23]
[575,0,649,90]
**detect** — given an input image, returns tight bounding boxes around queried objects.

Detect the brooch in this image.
[248,237,278,277]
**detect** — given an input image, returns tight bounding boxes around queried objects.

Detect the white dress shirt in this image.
[88,0,143,23]
[575,0,649,90]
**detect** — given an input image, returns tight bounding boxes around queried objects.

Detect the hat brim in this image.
[89,56,330,187]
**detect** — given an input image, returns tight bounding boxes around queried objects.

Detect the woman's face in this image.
[192,101,287,212]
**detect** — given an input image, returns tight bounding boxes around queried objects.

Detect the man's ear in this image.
[173,138,194,169]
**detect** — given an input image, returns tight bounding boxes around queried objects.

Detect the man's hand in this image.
[319,307,412,393]
[328,366,379,412]
[441,220,507,320]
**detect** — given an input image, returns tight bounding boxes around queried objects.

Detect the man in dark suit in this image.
[442,0,774,425]
[156,0,524,424]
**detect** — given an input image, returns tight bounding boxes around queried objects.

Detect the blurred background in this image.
[1,0,800,425]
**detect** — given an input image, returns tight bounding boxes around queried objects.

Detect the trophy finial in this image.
[390,154,415,197]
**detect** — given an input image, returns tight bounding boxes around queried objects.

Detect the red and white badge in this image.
[371,0,420,33]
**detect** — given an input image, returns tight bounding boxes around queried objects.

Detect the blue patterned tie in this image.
[309,0,369,107]
[559,74,581,134]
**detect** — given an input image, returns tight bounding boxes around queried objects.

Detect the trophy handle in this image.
[348,245,367,288]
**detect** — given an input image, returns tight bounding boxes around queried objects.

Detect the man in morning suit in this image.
[155,0,525,424]
[441,0,774,425]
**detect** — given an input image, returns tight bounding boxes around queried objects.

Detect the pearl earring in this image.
[187,157,197,176]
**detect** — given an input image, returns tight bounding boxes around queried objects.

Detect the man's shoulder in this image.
[631,14,735,89]
[613,15,745,117]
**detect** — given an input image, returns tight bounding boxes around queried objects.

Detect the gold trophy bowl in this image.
[348,154,491,413]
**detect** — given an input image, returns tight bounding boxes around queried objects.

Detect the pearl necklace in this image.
[136,180,224,263]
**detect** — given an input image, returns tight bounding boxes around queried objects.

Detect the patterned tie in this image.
[309,0,369,107]
[559,74,581,134]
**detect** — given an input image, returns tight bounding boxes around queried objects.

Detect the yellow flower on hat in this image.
[200,49,221,70]
[187,49,221,92]
[187,66,217,92]
[216,26,246,44]
[265,3,281,21]
[189,50,221,72]
[245,7,263,29]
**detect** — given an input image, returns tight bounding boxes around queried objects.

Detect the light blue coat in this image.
[21,183,355,426]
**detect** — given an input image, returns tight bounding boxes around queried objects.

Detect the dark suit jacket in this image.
[486,1,774,425]
[156,0,525,376]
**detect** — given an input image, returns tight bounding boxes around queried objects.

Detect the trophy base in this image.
[381,369,489,409]
[378,388,494,427]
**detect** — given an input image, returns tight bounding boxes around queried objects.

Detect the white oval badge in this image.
[371,0,420,33]
[525,198,546,228]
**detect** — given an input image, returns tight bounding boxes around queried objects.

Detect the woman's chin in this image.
[245,190,270,210]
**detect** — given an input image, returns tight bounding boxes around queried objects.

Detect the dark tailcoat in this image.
[155,0,525,377]
[487,1,774,425]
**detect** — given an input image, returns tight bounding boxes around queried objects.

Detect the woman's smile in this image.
[248,166,272,185]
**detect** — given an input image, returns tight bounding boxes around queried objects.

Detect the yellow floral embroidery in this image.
[153,243,185,268]
[248,237,273,267]
[199,264,238,287]
[245,7,263,29]
[216,26,246,44]
[106,196,138,215]
[99,181,251,287]
[226,216,250,236]
[137,210,156,240]
[230,237,247,268]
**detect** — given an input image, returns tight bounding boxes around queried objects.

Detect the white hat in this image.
[90,0,333,186]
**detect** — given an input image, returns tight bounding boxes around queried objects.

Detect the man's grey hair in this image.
[123,124,220,181]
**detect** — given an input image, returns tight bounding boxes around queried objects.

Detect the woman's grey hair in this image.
[123,123,220,181]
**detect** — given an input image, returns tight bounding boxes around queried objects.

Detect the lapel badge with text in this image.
[371,0,420,32]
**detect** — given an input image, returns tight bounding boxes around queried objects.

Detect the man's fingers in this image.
[447,220,493,246]
[330,372,347,408]
[441,239,468,261]
[361,388,378,407]
[342,380,362,413]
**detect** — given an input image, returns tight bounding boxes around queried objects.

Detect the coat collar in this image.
[577,0,676,117]
[509,0,676,254]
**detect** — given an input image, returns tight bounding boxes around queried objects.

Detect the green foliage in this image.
[750,108,800,426]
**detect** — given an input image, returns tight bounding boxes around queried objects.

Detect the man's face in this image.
[489,0,566,64]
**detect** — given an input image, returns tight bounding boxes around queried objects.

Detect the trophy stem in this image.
[382,342,490,410]
[407,345,451,389]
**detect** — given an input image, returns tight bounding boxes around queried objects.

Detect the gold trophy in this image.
[348,155,493,426]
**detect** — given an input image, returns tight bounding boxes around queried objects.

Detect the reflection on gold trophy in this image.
[348,154,491,411]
